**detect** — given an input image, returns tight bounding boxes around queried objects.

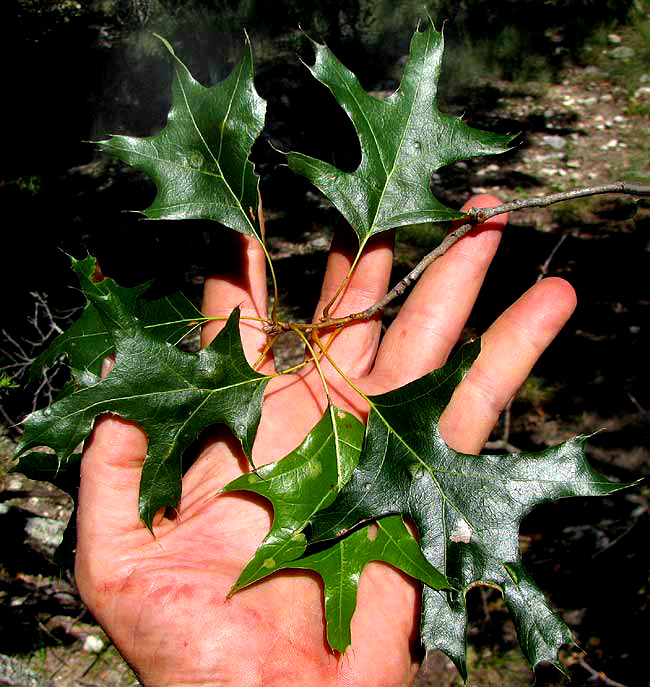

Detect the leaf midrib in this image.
[341,27,432,237]
[174,57,256,236]
[369,400,482,546]
[46,375,264,428]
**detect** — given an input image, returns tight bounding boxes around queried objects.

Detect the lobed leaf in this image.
[287,18,514,246]
[279,515,452,653]
[97,34,266,239]
[311,340,630,676]
[12,20,635,680]
[15,261,270,529]
[224,404,452,654]
[30,256,203,386]
[223,405,365,593]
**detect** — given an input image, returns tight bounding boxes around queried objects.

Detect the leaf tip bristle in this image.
[152,32,175,57]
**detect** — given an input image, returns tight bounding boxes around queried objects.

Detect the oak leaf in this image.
[16,259,269,529]
[310,341,628,676]
[287,19,514,246]
[97,34,266,239]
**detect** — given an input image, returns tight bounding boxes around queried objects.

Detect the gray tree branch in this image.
[336,182,650,324]
[466,182,650,224]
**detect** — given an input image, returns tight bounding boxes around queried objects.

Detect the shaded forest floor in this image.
[1,14,649,687]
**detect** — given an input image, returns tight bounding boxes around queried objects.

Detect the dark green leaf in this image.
[98,34,266,239]
[224,406,451,653]
[15,263,270,529]
[311,340,629,676]
[223,405,365,593]
[30,256,203,385]
[281,515,452,653]
[13,18,634,680]
[287,19,514,246]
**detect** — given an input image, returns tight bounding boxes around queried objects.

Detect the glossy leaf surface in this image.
[311,340,627,676]
[31,256,203,385]
[16,260,270,529]
[280,515,452,653]
[98,35,266,238]
[287,19,514,245]
[11,22,633,679]
[223,405,365,593]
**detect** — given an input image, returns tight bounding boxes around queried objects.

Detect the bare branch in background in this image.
[0,292,82,424]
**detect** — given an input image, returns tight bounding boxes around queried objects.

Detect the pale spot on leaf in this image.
[450,519,472,544]
[187,151,205,169]
[307,460,322,477]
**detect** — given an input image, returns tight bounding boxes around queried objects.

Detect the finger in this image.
[77,357,151,550]
[439,277,577,454]
[76,415,150,557]
[342,561,421,683]
[201,230,270,369]
[313,229,394,378]
[370,194,508,388]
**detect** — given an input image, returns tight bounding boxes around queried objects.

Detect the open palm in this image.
[75,196,576,687]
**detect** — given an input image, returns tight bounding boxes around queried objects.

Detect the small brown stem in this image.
[314,325,344,358]
[291,326,331,403]
[334,219,477,323]
[320,247,365,321]
[252,332,281,370]
[576,657,629,687]
[312,331,368,401]
[277,358,310,375]
[537,233,568,283]
[484,400,521,452]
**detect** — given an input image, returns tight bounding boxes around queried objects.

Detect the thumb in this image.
[76,357,151,566]
[77,414,148,540]
[75,413,151,604]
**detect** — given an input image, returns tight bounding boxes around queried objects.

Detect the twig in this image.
[467,182,650,224]
[1,292,83,423]
[264,182,648,334]
[576,657,629,687]
[45,647,69,681]
[484,400,522,453]
[323,182,650,326]
[627,391,648,416]
[327,218,477,324]
[537,233,568,283]
[0,404,23,432]
[80,641,111,679]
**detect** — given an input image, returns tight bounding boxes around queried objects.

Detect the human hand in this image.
[75,194,576,687]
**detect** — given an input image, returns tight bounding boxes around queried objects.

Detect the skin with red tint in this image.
[75,194,576,687]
